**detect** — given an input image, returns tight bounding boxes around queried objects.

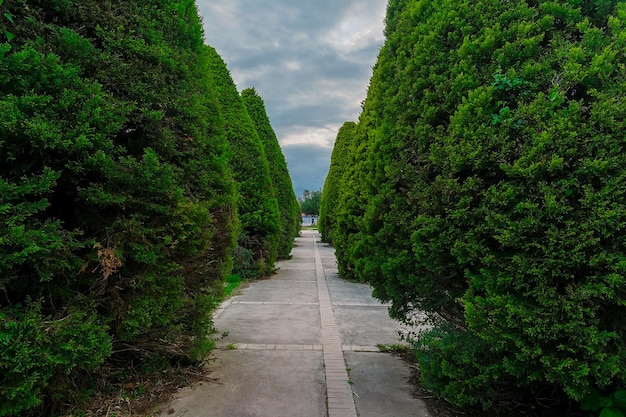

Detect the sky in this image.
[196,0,387,198]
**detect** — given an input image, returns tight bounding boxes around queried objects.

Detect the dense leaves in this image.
[0,0,290,413]
[319,122,356,244]
[241,88,300,259]
[205,47,281,278]
[300,189,322,216]
[331,0,626,410]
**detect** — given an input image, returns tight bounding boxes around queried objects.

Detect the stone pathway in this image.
[159,230,431,417]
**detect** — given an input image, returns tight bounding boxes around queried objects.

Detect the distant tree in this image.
[0,0,237,413]
[241,87,300,259]
[319,122,356,244]
[205,47,281,278]
[300,190,322,216]
[334,0,626,410]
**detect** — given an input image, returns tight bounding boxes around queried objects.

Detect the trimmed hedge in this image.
[205,47,281,278]
[241,87,300,259]
[319,122,356,245]
[1,0,237,413]
[332,0,626,409]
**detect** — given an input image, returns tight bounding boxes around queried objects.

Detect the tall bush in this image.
[205,47,281,278]
[336,0,626,408]
[241,87,299,259]
[333,49,392,283]
[0,0,236,413]
[319,122,356,244]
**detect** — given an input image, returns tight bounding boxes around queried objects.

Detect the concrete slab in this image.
[216,303,321,345]
[233,280,318,304]
[345,352,431,417]
[327,274,382,306]
[285,246,312,255]
[334,305,403,347]
[159,230,429,417]
[162,350,326,417]
[275,262,315,270]
[273,268,317,281]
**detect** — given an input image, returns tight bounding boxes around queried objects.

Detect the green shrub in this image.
[333,53,392,283]
[333,0,626,408]
[0,0,237,413]
[0,301,111,416]
[206,47,281,278]
[241,87,299,259]
[319,122,356,244]
[415,324,502,410]
[582,388,626,417]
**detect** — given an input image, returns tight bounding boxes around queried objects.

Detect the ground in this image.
[67,342,586,417]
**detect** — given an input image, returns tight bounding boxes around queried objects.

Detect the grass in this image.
[223,274,243,298]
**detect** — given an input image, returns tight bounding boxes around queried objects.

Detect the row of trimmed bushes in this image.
[0,0,298,414]
[321,0,626,412]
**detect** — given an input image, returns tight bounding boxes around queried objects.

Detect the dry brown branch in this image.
[94,243,122,280]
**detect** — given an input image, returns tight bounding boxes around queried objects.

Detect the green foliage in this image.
[231,237,259,280]
[319,122,356,244]
[300,189,322,216]
[332,49,392,283]
[223,274,243,298]
[582,389,626,417]
[0,0,237,413]
[415,324,502,410]
[241,87,299,259]
[205,47,281,278]
[332,0,626,409]
[0,301,111,416]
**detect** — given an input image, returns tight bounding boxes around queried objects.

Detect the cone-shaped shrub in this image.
[0,0,236,413]
[336,0,626,409]
[333,50,392,283]
[241,87,299,259]
[205,48,281,278]
[320,122,356,244]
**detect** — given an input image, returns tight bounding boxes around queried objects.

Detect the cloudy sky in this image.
[196,0,387,198]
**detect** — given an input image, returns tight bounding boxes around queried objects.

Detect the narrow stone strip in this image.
[314,237,358,417]
[342,345,382,352]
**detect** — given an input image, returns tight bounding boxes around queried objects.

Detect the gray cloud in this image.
[197,0,386,197]
[282,143,332,197]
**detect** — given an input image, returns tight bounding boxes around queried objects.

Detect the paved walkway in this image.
[160,230,431,417]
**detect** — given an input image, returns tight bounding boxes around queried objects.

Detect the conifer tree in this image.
[241,87,299,259]
[333,51,390,283]
[336,0,626,408]
[0,1,237,413]
[319,122,356,244]
[205,48,281,278]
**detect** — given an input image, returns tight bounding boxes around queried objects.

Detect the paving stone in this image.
[159,231,430,417]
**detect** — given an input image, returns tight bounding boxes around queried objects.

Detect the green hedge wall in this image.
[241,87,299,259]
[205,47,281,278]
[319,122,356,244]
[0,0,237,414]
[332,0,626,409]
